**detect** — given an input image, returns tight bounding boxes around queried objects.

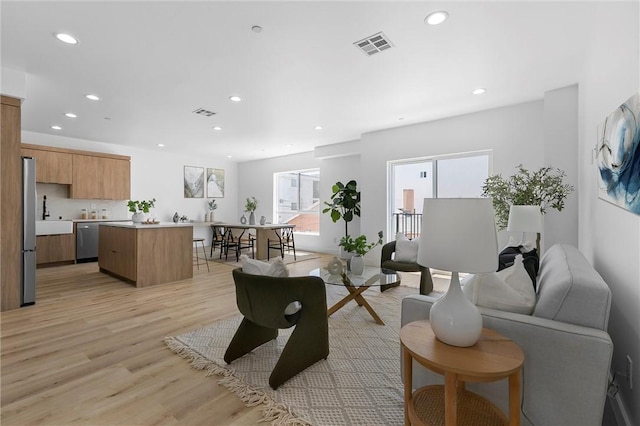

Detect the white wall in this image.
[578,2,640,424]
[543,84,579,249]
[237,149,361,255]
[359,100,552,262]
[22,131,238,243]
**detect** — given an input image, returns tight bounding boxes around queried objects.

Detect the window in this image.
[274,169,320,233]
[389,151,490,238]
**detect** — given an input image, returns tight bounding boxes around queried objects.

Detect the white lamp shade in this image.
[417,198,498,273]
[507,205,543,233]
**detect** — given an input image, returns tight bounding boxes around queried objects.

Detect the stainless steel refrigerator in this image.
[22,157,36,306]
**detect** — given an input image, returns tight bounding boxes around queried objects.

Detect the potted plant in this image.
[207,199,218,222]
[339,231,383,275]
[482,165,574,251]
[323,180,361,238]
[245,197,258,225]
[127,198,156,223]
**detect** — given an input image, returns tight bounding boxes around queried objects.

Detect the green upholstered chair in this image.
[224,268,329,389]
[380,241,434,295]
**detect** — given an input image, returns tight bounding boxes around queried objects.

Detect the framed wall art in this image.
[596,91,640,215]
[207,168,225,198]
[184,166,204,198]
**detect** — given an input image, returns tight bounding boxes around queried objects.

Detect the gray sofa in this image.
[401,244,613,426]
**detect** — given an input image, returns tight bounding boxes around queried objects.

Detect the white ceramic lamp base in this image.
[429,271,482,347]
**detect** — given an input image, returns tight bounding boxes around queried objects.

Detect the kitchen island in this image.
[98,222,193,287]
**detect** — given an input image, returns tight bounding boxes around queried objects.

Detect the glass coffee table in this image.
[309,266,399,325]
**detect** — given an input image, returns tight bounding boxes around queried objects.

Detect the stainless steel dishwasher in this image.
[76,222,100,262]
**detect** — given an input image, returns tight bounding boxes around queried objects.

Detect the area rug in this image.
[164,284,418,425]
[209,250,320,267]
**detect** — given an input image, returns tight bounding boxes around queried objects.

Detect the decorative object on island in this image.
[323,180,361,239]
[127,198,156,223]
[417,198,498,347]
[206,168,225,198]
[207,199,218,222]
[481,164,573,230]
[184,166,204,198]
[245,197,258,225]
[173,212,179,223]
[240,215,247,224]
[260,215,266,225]
[339,231,383,275]
[597,91,640,215]
[507,205,543,253]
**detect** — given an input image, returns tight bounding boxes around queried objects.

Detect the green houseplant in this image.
[482,165,574,230]
[339,231,384,256]
[127,198,156,223]
[323,180,361,238]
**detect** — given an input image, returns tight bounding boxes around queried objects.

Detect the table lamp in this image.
[507,205,543,253]
[417,198,498,347]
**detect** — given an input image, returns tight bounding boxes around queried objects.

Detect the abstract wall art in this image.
[184,166,204,198]
[207,168,225,198]
[597,91,640,215]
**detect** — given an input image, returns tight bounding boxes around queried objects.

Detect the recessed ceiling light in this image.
[157,144,165,147]
[472,88,487,95]
[55,33,78,44]
[424,11,449,26]
[251,25,263,33]
[229,95,242,102]
[51,125,62,130]
[212,126,222,131]
[285,144,293,148]
[85,94,100,101]
[314,126,323,130]
[227,155,233,158]
[64,113,77,118]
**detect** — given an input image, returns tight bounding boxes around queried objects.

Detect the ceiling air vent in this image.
[353,32,394,56]
[192,108,216,117]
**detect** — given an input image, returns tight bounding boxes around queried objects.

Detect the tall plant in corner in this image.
[482,165,574,230]
[323,180,361,238]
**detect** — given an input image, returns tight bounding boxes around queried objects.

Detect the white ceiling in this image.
[1,1,599,162]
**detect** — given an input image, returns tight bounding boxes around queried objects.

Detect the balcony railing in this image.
[393,212,422,239]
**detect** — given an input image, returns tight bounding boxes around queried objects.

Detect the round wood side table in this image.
[400,320,524,426]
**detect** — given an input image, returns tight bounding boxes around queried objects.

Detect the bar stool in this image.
[193,238,210,272]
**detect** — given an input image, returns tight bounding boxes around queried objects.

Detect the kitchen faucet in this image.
[42,195,50,220]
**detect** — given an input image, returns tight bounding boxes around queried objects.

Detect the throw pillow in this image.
[462,254,536,315]
[498,245,540,289]
[239,255,299,314]
[395,232,419,263]
[240,255,289,277]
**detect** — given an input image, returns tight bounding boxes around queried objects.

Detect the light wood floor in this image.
[1,252,333,425]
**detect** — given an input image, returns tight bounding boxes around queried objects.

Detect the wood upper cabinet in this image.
[20,144,131,200]
[20,147,72,184]
[70,154,131,200]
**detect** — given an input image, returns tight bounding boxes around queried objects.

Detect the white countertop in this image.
[99,221,194,229]
[73,219,129,223]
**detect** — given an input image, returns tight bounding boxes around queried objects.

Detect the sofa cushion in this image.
[534,244,611,330]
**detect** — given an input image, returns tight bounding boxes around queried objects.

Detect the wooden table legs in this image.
[327,284,385,325]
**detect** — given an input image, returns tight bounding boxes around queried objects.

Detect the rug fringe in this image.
[163,337,311,426]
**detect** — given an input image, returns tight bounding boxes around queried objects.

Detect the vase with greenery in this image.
[339,231,383,275]
[482,165,574,230]
[127,198,156,222]
[245,197,258,225]
[207,199,218,222]
[323,180,361,238]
